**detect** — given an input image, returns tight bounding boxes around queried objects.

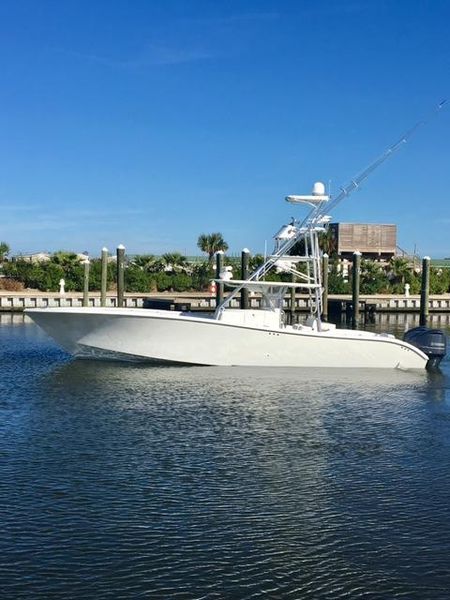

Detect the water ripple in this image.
[1,320,450,598]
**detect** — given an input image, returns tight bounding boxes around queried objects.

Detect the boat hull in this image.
[26,307,429,370]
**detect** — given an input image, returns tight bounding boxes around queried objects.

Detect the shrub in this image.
[328,262,350,294]
[430,268,450,294]
[125,267,152,293]
[154,272,172,292]
[88,259,116,291]
[0,277,24,291]
[360,260,386,294]
[191,263,211,291]
[171,273,192,292]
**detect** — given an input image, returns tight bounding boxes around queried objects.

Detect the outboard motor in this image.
[403,327,447,370]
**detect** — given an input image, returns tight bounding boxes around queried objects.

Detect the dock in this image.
[2,291,450,313]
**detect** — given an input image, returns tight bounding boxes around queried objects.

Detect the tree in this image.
[51,251,81,268]
[50,251,84,291]
[291,228,337,259]
[197,233,229,264]
[387,257,412,292]
[249,254,265,272]
[430,267,450,294]
[125,267,152,293]
[0,241,10,262]
[191,262,211,290]
[328,260,350,294]
[360,259,387,294]
[131,254,162,273]
[161,252,189,273]
[318,227,337,257]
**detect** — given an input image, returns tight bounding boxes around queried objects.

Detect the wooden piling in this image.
[420,256,430,326]
[322,253,329,321]
[215,251,224,307]
[290,274,296,324]
[83,259,90,307]
[101,247,108,307]
[352,251,361,328]
[240,248,250,309]
[116,244,125,308]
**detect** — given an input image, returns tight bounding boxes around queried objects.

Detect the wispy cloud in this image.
[4,210,188,254]
[63,207,146,220]
[61,43,212,69]
[0,203,41,213]
[55,10,280,70]
[0,206,149,233]
[180,12,280,26]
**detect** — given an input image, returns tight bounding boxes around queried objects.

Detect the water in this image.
[1,314,450,599]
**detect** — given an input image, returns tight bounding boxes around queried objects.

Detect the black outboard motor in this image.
[403,327,447,370]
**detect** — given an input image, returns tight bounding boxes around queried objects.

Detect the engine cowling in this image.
[403,327,447,370]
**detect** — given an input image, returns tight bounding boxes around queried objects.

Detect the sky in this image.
[0,0,449,257]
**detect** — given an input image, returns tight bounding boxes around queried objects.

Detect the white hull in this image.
[26,307,429,370]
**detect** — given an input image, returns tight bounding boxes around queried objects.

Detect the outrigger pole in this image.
[324,99,447,216]
[298,99,447,230]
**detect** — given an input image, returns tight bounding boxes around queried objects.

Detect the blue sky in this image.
[0,0,449,257]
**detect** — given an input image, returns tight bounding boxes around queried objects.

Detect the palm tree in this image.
[360,259,386,294]
[161,252,189,273]
[50,251,81,268]
[0,241,10,262]
[318,227,337,257]
[291,226,337,258]
[132,254,162,272]
[386,256,415,293]
[249,253,265,271]
[197,233,229,264]
[388,257,411,285]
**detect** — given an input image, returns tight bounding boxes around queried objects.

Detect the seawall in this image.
[2,291,450,313]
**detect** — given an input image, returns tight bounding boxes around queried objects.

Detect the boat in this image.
[26,178,446,370]
[27,104,449,369]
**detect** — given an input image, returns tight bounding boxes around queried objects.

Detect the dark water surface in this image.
[1,314,450,599]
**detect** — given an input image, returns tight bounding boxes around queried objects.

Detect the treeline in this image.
[1,252,450,295]
[0,233,232,293]
[0,252,264,293]
[329,258,450,295]
[1,253,206,293]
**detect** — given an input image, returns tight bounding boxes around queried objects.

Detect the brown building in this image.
[329,223,397,261]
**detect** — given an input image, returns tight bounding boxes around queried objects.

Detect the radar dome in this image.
[312,181,325,196]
